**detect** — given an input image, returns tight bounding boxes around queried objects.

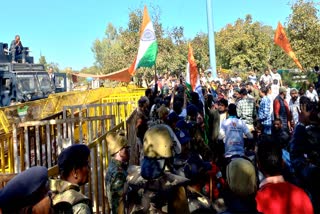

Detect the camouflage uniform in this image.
[125,124,189,213]
[126,165,190,213]
[50,179,92,214]
[106,158,128,214]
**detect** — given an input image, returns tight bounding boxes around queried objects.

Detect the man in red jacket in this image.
[255,137,313,214]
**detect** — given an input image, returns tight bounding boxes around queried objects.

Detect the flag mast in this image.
[206,0,217,78]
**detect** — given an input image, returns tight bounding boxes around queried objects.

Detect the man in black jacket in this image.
[10,35,25,63]
[289,101,320,212]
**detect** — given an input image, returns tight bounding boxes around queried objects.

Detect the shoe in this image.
[11,61,17,63]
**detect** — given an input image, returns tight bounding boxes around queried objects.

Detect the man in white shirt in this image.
[289,88,300,126]
[259,69,272,86]
[270,68,282,86]
[306,84,319,103]
[219,103,253,158]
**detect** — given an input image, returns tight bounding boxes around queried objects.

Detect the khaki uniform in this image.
[125,165,190,214]
[50,179,92,214]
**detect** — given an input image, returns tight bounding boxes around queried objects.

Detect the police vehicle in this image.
[0,42,67,106]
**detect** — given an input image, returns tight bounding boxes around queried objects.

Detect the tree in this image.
[191,33,209,71]
[286,0,320,70]
[38,55,47,66]
[215,15,273,72]
[91,6,187,76]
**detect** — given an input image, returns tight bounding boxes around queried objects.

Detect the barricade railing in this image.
[0,88,144,173]
[101,90,144,126]
[0,88,143,213]
[0,106,139,214]
[0,110,10,134]
[49,121,127,214]
[0,86,138,133]
[11,115,115,173]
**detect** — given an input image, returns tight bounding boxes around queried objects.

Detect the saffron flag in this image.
[186,43,200,91]
[128,6,158,75]
[185,43,205,116]
[274,22,303,70]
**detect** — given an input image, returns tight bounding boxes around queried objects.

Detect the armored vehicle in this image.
[0,42,67,106]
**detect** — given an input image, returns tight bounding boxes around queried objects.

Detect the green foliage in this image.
[215,15,274,72]
[88,1,320,80]
[38,55,47,65]
[280,69,318,89]
[287,0,320,70]
[192,33,209,71]
[91,6,188,76]
[80,66,101,74]
[38,55,60,72]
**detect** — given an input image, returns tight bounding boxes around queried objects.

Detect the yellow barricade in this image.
[0,110,10,134]
[0,86,145,174]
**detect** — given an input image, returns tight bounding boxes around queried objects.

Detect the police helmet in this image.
[107,131,128,155]
[143,124,173,158]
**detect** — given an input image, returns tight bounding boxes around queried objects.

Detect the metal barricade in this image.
[12,115,116,173]
[0,89,143,213]
[0,110,10,134]
[0,107,139,214]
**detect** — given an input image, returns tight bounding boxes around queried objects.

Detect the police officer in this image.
[0,166,53,214]
[106,131,130,214]
[125,124,190,213]
[50,144,92,214]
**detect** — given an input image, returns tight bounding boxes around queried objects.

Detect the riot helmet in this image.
[107,131,128,156]
[143,124,174,158]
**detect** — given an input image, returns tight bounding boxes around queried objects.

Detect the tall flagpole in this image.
[206,0,217,78]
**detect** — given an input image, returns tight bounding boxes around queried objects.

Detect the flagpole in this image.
[206,0,217,79]
[154,63,157,84]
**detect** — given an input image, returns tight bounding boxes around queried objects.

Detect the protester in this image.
[270,68,282,86]
[247,70,257,85]
[288,88,300,126]
[217,98,228,127]
[256,138,313,214]
[259,69,272,86]
[219,103,253,160]
[236,88,256,131]
[272,118,290,149]
[246,82,260,107]
[273,86,292,133]
[289,101,320,212]
[9,35,26,63]
[306,83,319,103]
[258,86,272,135]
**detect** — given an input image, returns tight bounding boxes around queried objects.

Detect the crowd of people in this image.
[0,67,319,214]
[126,67,320,213]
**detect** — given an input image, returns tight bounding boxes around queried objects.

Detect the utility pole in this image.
[206,0,217,78]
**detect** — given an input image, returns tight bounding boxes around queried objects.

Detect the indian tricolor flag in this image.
[186,43,200,91]
[129,6,158,75]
